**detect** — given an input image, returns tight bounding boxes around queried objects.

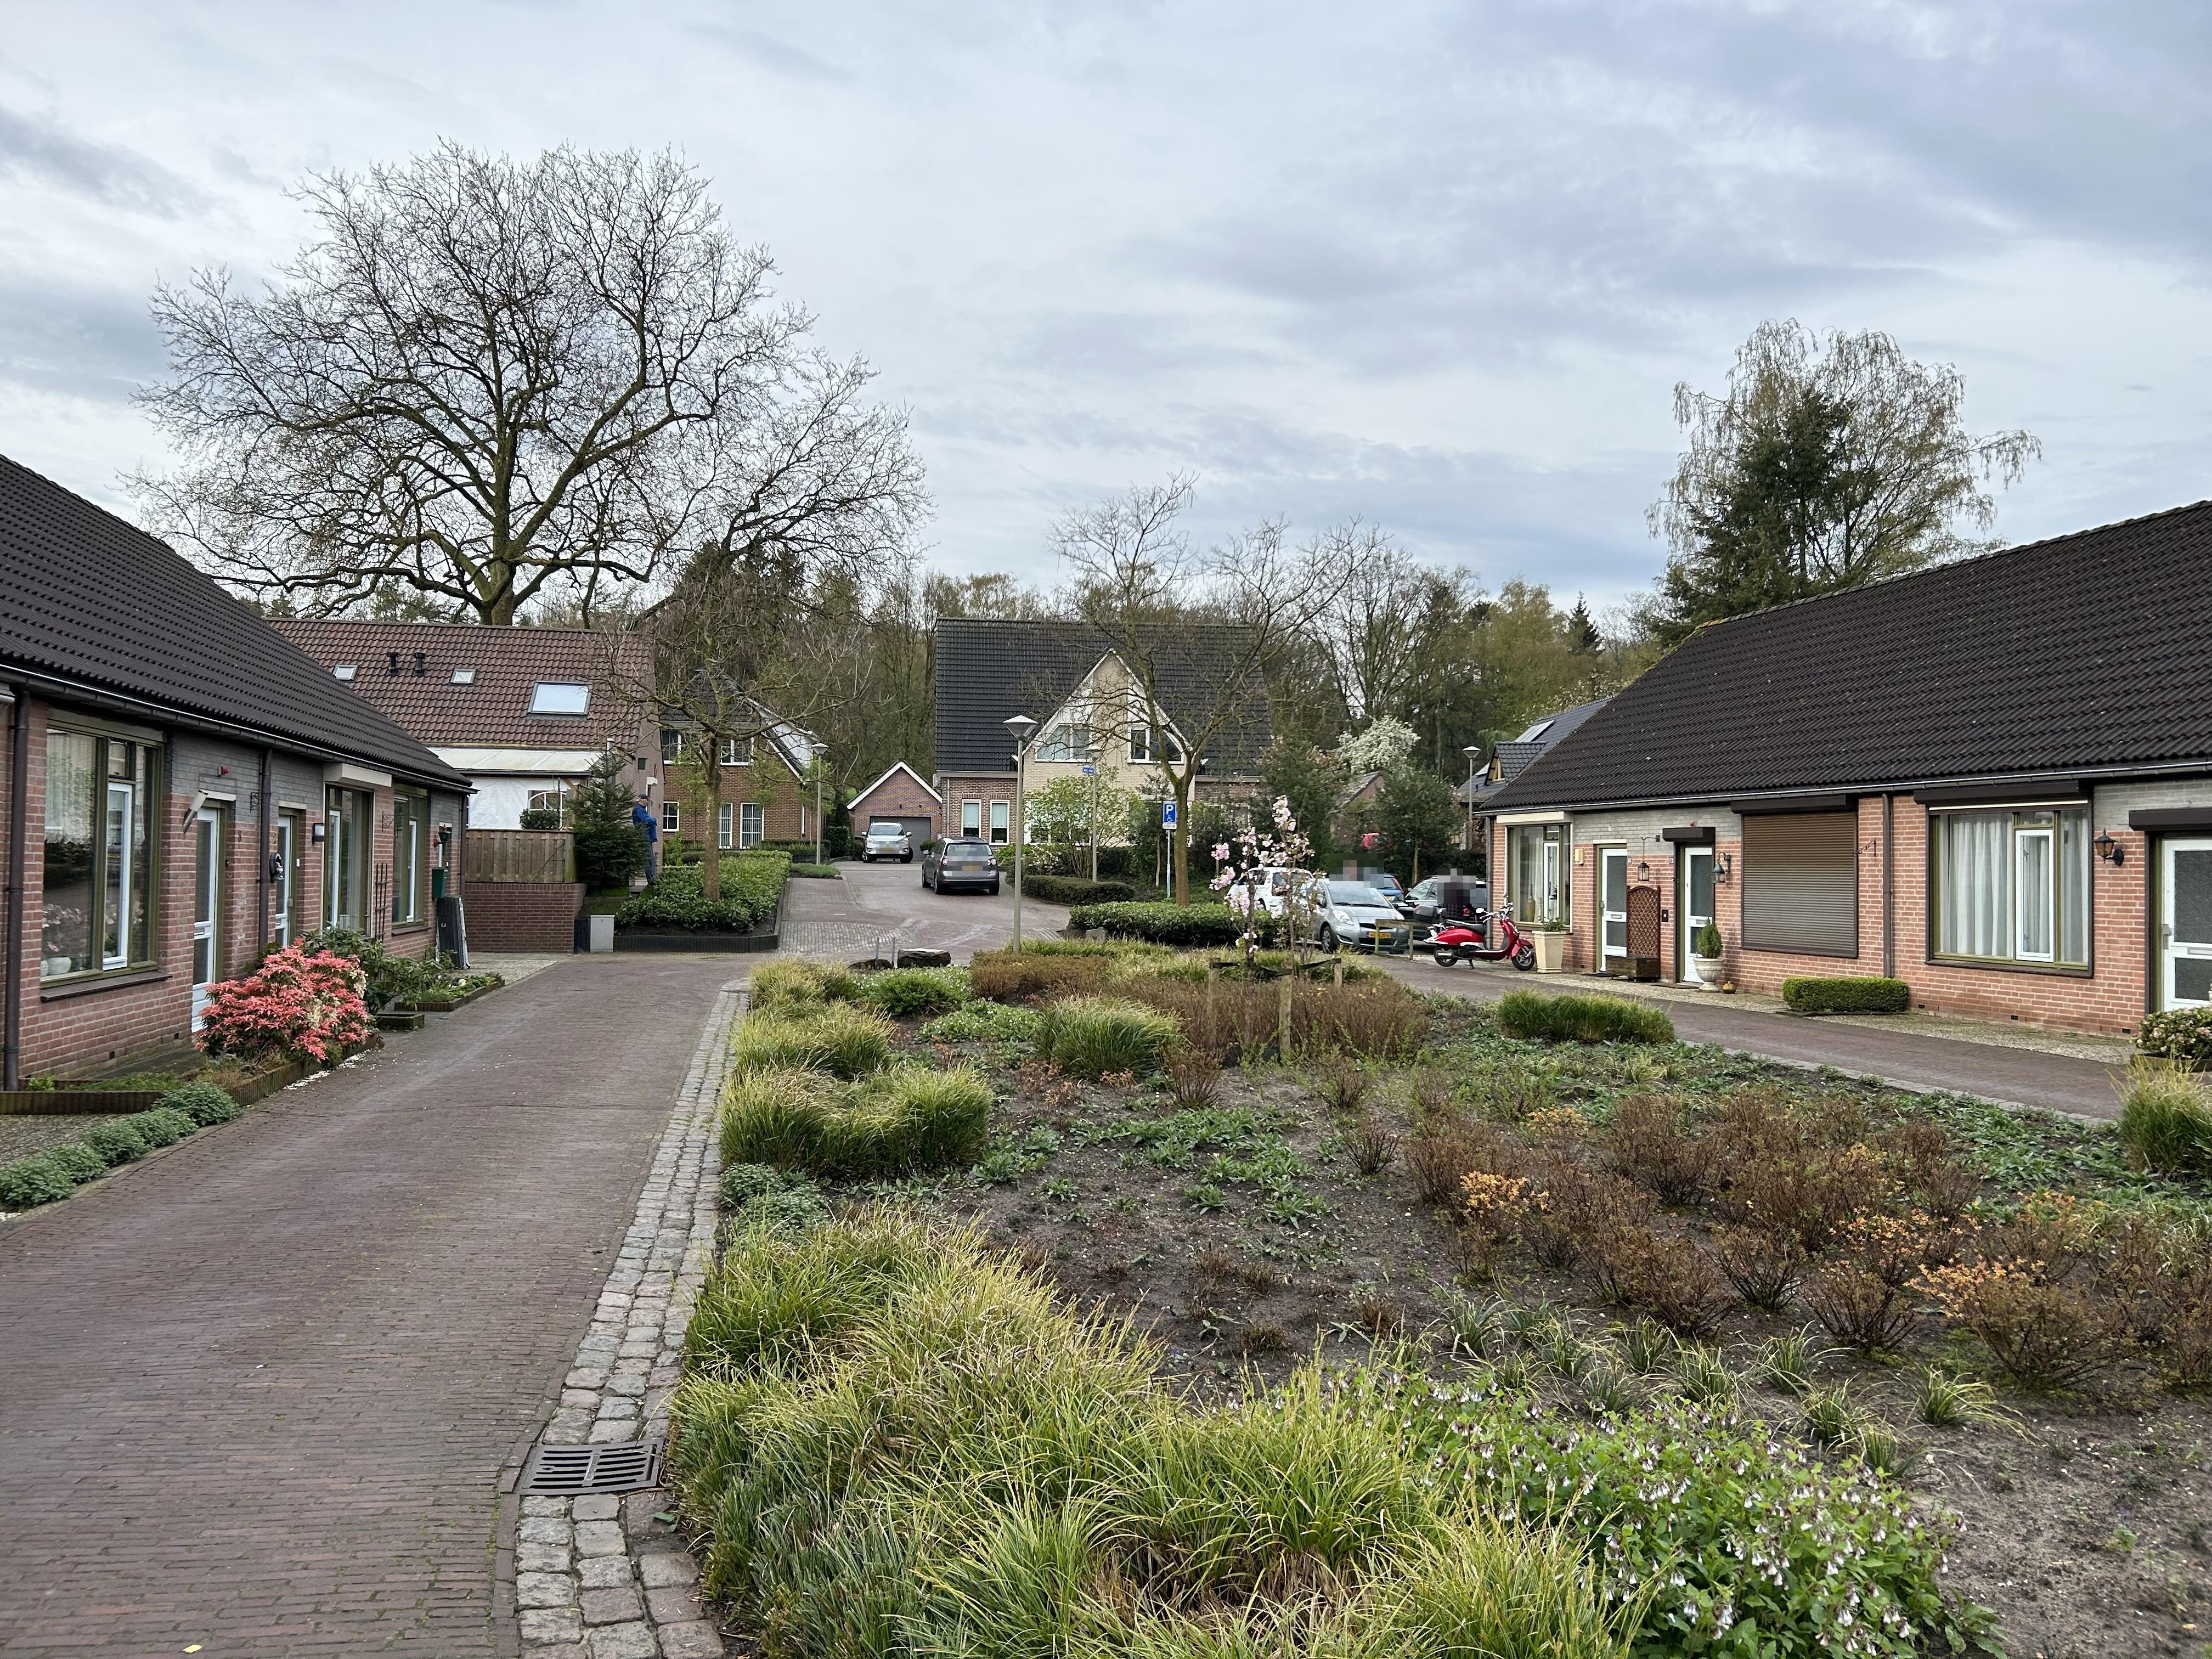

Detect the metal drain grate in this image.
[519,1440,662,1496]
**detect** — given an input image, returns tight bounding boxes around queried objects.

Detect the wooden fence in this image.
[466,829,577,884]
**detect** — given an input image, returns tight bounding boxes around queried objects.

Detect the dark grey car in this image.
[922,837,1001,894]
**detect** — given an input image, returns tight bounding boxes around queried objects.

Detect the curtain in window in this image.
[740,804,764,848]
[718,803,733,849]
[2059,812,2089,965]
[42,731,98,974]
[1937,812,2011,958]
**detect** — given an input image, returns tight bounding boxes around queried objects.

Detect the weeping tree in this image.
[134,142,909,623]
[1646,320,2040,645]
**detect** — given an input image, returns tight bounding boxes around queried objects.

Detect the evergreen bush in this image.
[162,1081,242,1125]
[0,1153,78,1209]
[1497,991,1675,1044]
[1781,977,1910,1014]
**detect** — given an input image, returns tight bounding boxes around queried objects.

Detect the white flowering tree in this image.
[1209,795,1322,967]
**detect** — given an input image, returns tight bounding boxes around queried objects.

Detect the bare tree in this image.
[134,142,916,623]
[1310,525,1431,725]
[1055,477,1353,905]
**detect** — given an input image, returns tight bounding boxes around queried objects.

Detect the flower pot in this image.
[1530,930,1568,974]
[1692,953,1724,991]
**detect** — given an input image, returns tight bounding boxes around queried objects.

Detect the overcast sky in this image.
[2,2,2207,610]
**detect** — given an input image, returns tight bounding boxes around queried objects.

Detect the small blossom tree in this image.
[198,945,371,1065]
[1209,796,1322,967]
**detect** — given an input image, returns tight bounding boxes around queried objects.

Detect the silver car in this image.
[861,821,913,863]
[1316,880,1413,953]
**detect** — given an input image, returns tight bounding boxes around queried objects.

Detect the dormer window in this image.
[332,664,358,681]
[529,682,590,715]
[451,668,477,685]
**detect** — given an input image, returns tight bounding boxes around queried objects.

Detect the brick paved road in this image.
[781,858,1072,962]
[0,955,741,1657]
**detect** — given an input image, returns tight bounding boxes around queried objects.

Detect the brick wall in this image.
[848,770,940,840]
[464,881,584,952]
[936,774,1017,842]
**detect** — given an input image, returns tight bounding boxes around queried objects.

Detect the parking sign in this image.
[1161,800,1177,830]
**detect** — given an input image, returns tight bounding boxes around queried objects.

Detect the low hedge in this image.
[618,851,790,932]
[1497,990,1674,1044]
[0,1083,245,1214]
[1781,975,1910,1014]
[1021,874,1137,905]
[1067,901,1255,947]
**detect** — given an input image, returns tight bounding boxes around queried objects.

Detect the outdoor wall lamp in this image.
[1636,859,1650,883]
[2094,830,2124,866]
[1714,852,1734,883]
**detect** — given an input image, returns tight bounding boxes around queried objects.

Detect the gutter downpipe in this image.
[258,747,274,954]
[1881,791,1896,980]
[4,683,26,1088]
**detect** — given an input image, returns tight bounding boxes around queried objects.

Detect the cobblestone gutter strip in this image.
[512,979,744,1659]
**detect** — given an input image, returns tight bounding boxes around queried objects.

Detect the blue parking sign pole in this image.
[1161,800,1177,902]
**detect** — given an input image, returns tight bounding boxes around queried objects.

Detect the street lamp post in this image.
[814,743,826,867]
[1461,743,1481,855]
[1005,714,1037,950]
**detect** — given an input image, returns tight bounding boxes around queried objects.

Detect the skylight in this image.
[1513,718,1554,742]
[451,668,477,685]
[529,681,590,715]
[332,664,358,682]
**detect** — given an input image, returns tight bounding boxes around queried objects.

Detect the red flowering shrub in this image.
[198,946,371,1064]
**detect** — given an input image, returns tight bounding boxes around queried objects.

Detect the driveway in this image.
[0,953,741,1657]
[1372,953,2132,1122]
[781,858,1071,962]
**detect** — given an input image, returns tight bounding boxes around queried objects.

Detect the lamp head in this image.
[1003,713,1038,744]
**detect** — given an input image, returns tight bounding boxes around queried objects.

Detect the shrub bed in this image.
[2138,1006,2212,1066]
[1497,991,1674,1044]
[854,966,969,1017]
[1067,900,1250,947]
[0,1085,245,1214]
[1020,873,1137,905]
[619,851,791,932]
[1036,996,1181,1078]
[729,1003,893,1080]
[1782,976,1911,1015]
[719,1063,991,1177]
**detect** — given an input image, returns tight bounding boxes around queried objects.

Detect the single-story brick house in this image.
[848,761,940,847]
[0,458,471,1084]
[933,618,1269,847]
[1458,697,1610,854]
[1482,500,2212,1036]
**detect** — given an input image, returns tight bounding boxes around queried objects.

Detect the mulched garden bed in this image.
[802,973,2212,1659]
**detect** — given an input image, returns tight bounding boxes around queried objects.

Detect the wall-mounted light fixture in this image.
[1714,851,1734,884]
[2094,830,2124,866]
[1636,859,1650,883]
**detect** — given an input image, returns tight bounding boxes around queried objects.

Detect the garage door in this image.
[866,814,935,844]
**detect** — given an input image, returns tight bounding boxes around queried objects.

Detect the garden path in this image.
[0,952,741,1657]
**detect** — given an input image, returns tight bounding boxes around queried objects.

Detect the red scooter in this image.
[1421,902,1537,972]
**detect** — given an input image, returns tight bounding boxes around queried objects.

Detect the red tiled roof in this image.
[270,619,653,753]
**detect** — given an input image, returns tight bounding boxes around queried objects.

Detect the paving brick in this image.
[580,1586,646,1626]
[585,1622,659,1659]
[656,1622,724,1659]
[635,1551,697,1590]
[0,956,742,1656]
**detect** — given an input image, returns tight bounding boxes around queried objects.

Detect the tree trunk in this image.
[699,757,722,900]
[1171,770,1194,905]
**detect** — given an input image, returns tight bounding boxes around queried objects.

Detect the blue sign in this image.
[1161,801,1177,830]
[1080,765,1097,776]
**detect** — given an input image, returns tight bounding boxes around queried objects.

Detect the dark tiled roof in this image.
[272,619,653,753]
[1462,697,1610,805]
[0,456,466,786]
[933,618,1272,775]
[1488,500,2212,810]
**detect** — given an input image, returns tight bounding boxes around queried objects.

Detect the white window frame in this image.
[961,799,983,837]
[718,802,734,850]
[1038,701,1091,764]
[719,736,751,766]
[1931,805,2090,968]
[740,803,764,848]
[661,802,680,835]
[529,681,591,715]
[988,800,1011,845]
[2013,824,2056,964]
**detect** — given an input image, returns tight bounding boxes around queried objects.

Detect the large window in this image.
[988,800,1011,844]
[1127,690,1182,764]
[1505,823,1566,927]
[740,803,764,848]
[42,729,158,978]
[961,799,982,837]
[392,792,427,926]
[324,787,371,933]
[530,682,590,715]
[718,802,734,850]
[1933,806,2089,967]
[1038,702,1092,763]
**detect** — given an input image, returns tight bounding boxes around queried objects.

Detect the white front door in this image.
[1600,848,1629,968]
[1678,846,1715,982]
[2161,837,2212,1011]
[272,817,295,948]
[192,808,222,1024]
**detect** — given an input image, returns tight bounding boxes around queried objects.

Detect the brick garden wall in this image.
[464,882,585,952]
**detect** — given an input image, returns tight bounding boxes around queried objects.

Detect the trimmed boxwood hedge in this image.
[1066,901,1263,947]
[1781,975,1910,1014]
[1021,874,1137,905]
[1497,990,1675,1044]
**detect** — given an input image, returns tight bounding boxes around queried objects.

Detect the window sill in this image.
[40,967,171,1001]
[390,922,432,935]
[1925,953,2094,979]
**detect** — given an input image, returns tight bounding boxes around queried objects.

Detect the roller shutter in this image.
[1741,811,1858,956]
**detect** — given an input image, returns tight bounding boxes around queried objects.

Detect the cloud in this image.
[0,105,206,217]
[687,23,850,86]
[0,273,164,405]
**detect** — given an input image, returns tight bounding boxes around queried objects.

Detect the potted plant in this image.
[1691,922,1725,990]
[1528,918,1570,974]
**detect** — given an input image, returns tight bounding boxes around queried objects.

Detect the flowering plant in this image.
[198,946,371,1064]
[1208,796,1317,962]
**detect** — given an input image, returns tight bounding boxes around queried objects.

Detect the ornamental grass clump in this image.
[669,1212,1633,1658]
[855,966,969,1018]
[920,999,1042,1046]
[1036,995,1181,1080]
[2118,1057,2212,1175]
[719,1063,991,1179]
[728,1003,893,1080]
[1497,990,1675,1045]
[196,945,370,1064]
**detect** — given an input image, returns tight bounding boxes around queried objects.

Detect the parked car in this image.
[1236,866,1325,922]
[1364,871,1406,905]
[1401,875,1488,922]
[1314,880,1414,953]
[861,821,915,863]
[922,837,1001,894]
